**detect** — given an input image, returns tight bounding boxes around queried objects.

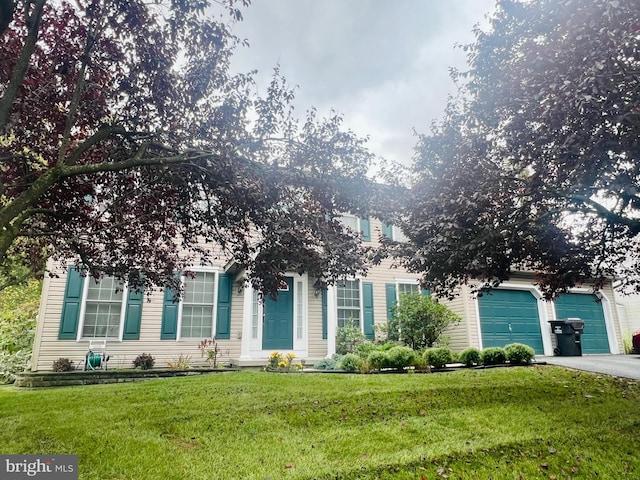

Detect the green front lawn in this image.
[0,367,638,479]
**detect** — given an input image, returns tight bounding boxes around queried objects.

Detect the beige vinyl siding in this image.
[617,294,640,335]
[33,260,242,371]
[306,286,327,361]
[439,293,470,353]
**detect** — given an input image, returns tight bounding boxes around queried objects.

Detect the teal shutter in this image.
[321,288,328,340]
[216,274,232,339]
[161,286,178,340]
[123,287,144,340]
[59,267,85,339]
[385,283,397,321]
[421,289,430,296]
[382,223,393,238]
[360,217,371,241]
[363,282,375,339]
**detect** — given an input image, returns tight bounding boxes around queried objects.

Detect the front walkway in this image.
[539,354,640,380]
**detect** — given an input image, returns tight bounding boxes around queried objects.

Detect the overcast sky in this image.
[228,0,496,166]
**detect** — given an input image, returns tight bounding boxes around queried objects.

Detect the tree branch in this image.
[0,0,45,132]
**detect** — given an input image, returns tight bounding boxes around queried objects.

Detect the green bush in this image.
[378,342,399,351]
[424,347,454,369]
[386,346,416,370]
[388,292,461,349]
[458,347,481,367]
[367,350,389,371]
[0,279,41,383]
[52,358,75,372]
[481,347,506,365]
[314,355,343,370]
[338,353,360,372]
[356,341,378,359]
[504,343,535,365]
[336,318,365,354]
[412,353,431,372]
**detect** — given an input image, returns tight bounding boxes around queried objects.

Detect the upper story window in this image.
[336,214,371,241]
[383,223,409,242]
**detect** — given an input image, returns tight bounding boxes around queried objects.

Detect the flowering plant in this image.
[265,351,303,372]
[198,337,220,368]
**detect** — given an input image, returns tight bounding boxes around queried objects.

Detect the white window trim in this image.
[76,277,129,342]
[176,266,220,342]
[395,278,421,300]
[334,277,365,333]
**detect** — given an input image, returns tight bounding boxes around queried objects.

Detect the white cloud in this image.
[229,0,496,165]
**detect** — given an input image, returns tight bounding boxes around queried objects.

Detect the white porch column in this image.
[327,286,337,356]
[240,283,253,360]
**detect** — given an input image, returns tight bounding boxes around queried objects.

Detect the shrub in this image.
[0,350,31,383]
[458,347,481,367]
[356,341,378,359]
[314,355,342,370]
[424,347,454,369]
[386,346,416,370]
[388,292,461,349]
[336,317,366,354]
[0,279,40,383]
[481,347,506,365]
[504,343,535,365]
[133,353,155,370]
[338,353,360,372]
[52,358,74,372]
[367,350,389,371]
[412,353,431,372]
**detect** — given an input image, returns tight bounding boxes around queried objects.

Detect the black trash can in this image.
[549,318,584,356]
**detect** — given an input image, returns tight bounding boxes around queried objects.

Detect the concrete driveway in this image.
[538,354,640,380]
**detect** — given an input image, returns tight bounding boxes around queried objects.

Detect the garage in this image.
[478,289,545,353]
[555,293,610,354]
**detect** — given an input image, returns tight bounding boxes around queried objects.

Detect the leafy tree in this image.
[395,0,640,299]
[388,292,460,350]
[0,278,41,382]
[0,0,395,295]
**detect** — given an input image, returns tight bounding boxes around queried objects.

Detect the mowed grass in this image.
[0,367,639,479]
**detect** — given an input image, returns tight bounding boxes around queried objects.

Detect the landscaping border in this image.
[14,368,239,388]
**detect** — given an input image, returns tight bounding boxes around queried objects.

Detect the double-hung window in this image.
[160,268,232,341]
[337,279,361,328]
[82,276,125,339]
[336,214,371,241]
[180,272,216,338]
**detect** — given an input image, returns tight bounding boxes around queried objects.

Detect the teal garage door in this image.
[479,289,544,353]
[555,294,609,354]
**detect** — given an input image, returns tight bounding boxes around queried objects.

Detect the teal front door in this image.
[479,289,544,353]
[555,293,610,353]
[263,277,294,350]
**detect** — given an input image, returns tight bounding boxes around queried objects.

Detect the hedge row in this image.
[315,342,535,373]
